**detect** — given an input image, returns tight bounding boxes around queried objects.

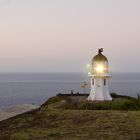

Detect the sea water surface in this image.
[0,72,140,109]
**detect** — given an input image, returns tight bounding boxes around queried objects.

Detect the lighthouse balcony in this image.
[88,72,111,77]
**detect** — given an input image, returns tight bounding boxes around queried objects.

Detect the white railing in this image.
[88,72,111,77]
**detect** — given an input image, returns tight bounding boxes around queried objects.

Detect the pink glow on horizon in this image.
[0,0,140,72]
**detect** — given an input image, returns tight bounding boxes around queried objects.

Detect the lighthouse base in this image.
[87,93,112,101]
[87,77,112,101]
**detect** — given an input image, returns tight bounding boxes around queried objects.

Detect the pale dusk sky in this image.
[0,0,140,72]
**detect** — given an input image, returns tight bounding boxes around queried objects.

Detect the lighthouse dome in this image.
[91,48,109,74]
[92,49,108,62]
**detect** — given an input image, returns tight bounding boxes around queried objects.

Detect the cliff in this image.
[0,94,140,140]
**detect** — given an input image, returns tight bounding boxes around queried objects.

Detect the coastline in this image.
[0,104,39,121]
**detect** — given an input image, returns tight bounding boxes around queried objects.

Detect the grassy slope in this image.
[0,97,140,140]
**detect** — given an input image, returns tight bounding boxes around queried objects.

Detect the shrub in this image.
[64,98,140,110]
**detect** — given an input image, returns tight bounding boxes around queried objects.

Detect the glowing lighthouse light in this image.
[95,65,104,73]
[87,48,112,101]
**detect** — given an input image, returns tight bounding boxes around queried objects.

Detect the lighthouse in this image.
[87,48,112,101]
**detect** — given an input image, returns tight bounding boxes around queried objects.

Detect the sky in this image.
[0,0,140,72]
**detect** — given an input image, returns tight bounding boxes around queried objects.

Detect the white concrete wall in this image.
[88,77,112,101]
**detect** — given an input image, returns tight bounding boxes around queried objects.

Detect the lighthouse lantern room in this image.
[87,48,112,101]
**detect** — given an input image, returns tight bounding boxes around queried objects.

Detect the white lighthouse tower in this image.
[87,48,112,101]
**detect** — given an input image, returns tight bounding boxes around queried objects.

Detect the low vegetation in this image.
[0,93,140,140]
[64,98,140,111]
[55,93,140,111]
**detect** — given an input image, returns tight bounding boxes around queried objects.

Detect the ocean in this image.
[0,72,140,109]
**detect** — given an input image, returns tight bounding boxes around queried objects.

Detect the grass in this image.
[64,98,140,110]
[57,93,140,111]
[0,94,140,140]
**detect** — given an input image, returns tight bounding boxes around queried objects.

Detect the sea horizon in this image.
[0,72,139,109]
